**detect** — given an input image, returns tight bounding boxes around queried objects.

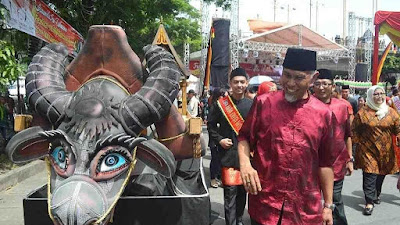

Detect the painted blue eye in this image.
[51,146,67,170]
[99,153,127,172]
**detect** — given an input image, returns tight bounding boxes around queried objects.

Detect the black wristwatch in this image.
[347,156,355,163]
[324,202,336,211]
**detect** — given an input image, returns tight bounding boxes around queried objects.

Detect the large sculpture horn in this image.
[119,45,181,136]
[25,44,73,125]
[26,36,180,135]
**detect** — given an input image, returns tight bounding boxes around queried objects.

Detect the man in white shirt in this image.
[187,89,199,117]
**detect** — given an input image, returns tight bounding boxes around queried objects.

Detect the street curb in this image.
[0,160,46,192]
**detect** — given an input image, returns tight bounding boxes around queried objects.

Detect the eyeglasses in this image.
[282,73,307,82]
[373,93,385,96]
[313,82,332,88]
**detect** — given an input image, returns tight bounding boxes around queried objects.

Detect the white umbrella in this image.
[249,75,274,86]
[187,75,200,93]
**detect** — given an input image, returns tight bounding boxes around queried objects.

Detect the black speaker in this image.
[355,63,369,82]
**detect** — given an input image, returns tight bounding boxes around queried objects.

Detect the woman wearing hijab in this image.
[352,85,400,216]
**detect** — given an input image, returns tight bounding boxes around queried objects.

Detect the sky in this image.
[190,0,400,41]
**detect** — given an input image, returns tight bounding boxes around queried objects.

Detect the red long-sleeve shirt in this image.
[327,98,351,181]
[238,91,336,225]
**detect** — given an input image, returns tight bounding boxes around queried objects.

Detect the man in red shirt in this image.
[333,86,354,125]
[314,69,353,225]
[238,48,336,225]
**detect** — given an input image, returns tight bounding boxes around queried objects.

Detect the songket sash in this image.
[217,96,244,186]
[217,96,245,135]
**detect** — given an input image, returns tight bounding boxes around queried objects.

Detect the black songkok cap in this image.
[230,67,248,80]
[342,85,350,90]
[317,69,334,81]
[283,48,316,71]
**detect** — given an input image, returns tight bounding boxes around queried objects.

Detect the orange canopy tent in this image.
[372,11,400,84]
[247,20,287,33]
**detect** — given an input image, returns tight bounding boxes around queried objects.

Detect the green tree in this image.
[1,3,30,64]
[204,0,231,9]
[3,0,227,60]
[382,54,400,75]
[0,4,27,93]
[0,41,27,93]
[0,3,6,22]
[48,0,203,58]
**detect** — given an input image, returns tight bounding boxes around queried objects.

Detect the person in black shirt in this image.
[207,68,253,225]
[342,85,358,114]
[208,88,226,188]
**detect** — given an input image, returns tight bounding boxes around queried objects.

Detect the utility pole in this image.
[309,0,312,28]
[372,0,374,15]
[372,0,378,17]
[316,0,319,31]
[274,0,277,22]
[283,4,296,24]
[343,0,347,43]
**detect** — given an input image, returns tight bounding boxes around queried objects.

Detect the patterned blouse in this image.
[352,105,400,174]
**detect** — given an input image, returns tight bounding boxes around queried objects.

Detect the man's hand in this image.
[346,162,354,176]
[318,167,334,225]
[238,140,261,195]
[240,165,262,195]
[219,138,233,149]
[322,208,333,225]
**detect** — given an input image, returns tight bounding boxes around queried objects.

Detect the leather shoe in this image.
[373,197,381,205]
[210,179,219,188]
[363,206,374,215]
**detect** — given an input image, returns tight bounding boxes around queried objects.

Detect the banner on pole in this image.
[1,0,84,56]
[208,19,230,89]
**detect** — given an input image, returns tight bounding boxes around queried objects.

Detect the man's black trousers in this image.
[223,185,246,225]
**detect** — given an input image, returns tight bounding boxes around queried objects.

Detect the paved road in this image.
[203,128,400,225]
[0,169,46,225]
[205,156,400,225]
[1,128,400,225]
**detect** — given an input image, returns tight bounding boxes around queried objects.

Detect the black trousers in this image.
[223,185,247,225]
[209,146,221,179]
[251,219,262,225]
[362,172,386,205]
[333,179,348,225]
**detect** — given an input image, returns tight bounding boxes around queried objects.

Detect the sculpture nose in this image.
[50,176,107,225]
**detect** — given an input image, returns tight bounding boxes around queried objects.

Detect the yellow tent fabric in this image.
[380,22,400,46]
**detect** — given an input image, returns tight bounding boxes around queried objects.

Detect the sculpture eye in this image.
[49,141,75,178]
[50,146,68,170]
[91,146,132,181]
[99,153,127,172]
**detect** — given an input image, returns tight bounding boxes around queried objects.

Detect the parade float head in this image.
[5,26,180,225]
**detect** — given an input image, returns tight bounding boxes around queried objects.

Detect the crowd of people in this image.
[0,93,16,147]
[0,93,29,152]
[198,47,400,225]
